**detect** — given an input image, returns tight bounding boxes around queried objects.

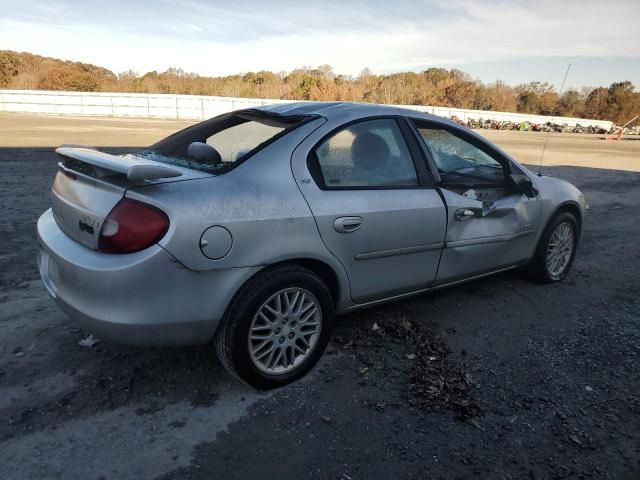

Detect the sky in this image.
[1,0,639,89]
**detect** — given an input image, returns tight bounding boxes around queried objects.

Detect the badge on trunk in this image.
[78,214,99,235]
[78,220,95,235]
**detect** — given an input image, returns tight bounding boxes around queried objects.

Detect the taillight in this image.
[98,198,169,254]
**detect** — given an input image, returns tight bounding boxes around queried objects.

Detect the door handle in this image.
[454,208,480,221]
[334,216,363,233]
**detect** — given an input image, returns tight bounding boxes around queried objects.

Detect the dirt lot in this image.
[1,113,639,480]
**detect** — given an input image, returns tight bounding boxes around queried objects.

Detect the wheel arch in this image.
[224,257,349,317]
[288,258,341,305]
[551,201,583,236]
[265,258,343,306]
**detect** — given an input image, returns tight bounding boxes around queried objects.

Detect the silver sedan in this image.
[37,102,586,388]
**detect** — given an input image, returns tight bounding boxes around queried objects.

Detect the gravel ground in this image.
[1,114,639,479]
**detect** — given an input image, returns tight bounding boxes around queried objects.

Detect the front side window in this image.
[415,125,504,186]
[312,119,418,188]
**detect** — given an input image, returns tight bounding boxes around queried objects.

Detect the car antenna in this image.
[538,63,572,176]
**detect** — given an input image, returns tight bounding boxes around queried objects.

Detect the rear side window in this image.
[311,119,418,188]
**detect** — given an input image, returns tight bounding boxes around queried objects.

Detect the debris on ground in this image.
[78,334,101,348]
[449,117,613,135]
[335,309,481,418]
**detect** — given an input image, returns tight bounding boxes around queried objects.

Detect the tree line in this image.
[1,50,638,124]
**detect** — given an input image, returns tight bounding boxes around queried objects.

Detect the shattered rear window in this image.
[142,111,314,174]
[207,121,285,164]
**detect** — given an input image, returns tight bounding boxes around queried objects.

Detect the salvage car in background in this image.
[37,102,586,388]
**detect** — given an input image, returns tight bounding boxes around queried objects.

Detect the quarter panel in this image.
[127,118,338,273]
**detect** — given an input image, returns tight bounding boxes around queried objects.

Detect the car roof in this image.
[252,101,456,126]
[251,101,519,167]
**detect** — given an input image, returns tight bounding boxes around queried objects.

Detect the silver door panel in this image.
[297,189,446,303]
[436,188,541,283]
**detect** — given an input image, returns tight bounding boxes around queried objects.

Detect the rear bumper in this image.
[37,209,259,346]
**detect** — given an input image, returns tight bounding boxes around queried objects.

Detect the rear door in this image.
[410,119,541,283]
[292,117,446,304]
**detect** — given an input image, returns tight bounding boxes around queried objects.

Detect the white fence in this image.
[0,89,615,130]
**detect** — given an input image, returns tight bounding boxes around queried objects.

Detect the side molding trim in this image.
[355,242,444,261]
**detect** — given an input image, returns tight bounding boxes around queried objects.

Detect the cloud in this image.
[0,0,638,79]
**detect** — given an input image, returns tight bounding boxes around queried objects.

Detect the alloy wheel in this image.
[546,222,575,277]
[248,287,322,375]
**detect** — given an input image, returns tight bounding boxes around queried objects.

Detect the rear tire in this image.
[527,211,579,283]
[215,265,334,389]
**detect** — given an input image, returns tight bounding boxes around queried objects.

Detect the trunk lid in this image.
[51,146,210,250]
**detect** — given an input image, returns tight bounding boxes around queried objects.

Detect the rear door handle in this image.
[333,216,363,233]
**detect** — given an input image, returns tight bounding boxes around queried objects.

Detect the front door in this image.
[411,120,541,284]
[292,117,446,303]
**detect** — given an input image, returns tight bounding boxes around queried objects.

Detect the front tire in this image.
[527,211,579,283]
[215,265,334,389]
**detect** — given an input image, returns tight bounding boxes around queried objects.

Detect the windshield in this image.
[143,111,313,174]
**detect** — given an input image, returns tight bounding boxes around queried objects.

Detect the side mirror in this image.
[187,142,221,164]
[510,174,538,198]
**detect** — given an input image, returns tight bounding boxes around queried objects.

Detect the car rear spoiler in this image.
[55,146,183,181]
